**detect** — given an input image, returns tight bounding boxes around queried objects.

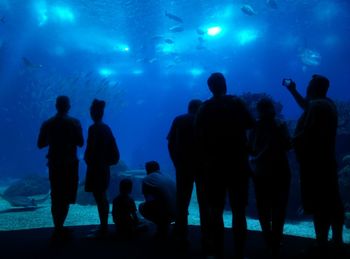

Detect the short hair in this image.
[55,95,70,114]
[90,99,106,121]
[207,72,227,96]
[119,178,133,195]
[310,74,330,97]
[188,99,202,114]
[145,161,160,174]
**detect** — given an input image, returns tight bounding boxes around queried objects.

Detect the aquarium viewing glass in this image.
[0,0,349,243]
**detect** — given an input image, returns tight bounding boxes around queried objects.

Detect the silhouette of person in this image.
[286,75,344,249]
[84,99,120,236]
[139,161,176,238]
[167,99,209,242]
[37,96,84,237]
[194,73,255,258]
[248,97,291,254]
[112,178,140,235]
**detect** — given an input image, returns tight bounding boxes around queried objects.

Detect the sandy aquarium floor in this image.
[0,185,349,244]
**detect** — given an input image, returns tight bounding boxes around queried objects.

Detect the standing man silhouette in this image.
[38,96,84,237]
[195,73,254,258]
[285,75,344,251]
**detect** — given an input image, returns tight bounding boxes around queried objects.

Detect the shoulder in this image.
[66,116,82,126]
[41,116,54,126]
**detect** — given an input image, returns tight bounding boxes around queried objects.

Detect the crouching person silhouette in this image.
[139,161,176,238]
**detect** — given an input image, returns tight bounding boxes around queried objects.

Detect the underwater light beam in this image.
[207,26,222,36]
[52,6,75,22]
[99,68,114,77]
[237,29,258,45]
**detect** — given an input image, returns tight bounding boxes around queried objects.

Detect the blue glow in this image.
[35,1,48,26]
[99,68,114,77]
[237,29,258,45]
[190,68,204,77]
[132,69,143,75]
[115,44,130,53]
[207,26,222,36]
[157,43,174,53]
[52,6,75,22]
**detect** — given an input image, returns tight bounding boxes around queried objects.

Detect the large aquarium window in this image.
[0,0,349,243]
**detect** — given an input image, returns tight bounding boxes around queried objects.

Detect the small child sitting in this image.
[112,178,141,234]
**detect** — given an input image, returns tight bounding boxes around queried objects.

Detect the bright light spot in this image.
[132,69,143,75]
[237,29,258,45]
[114,44,130,53]
[52,6,75,22]
[190,68,204,77]
[207,26,222,36]
[99,68,114,77]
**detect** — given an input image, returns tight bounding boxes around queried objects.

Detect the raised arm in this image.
[286,81,308,110]
[37,122,48,149]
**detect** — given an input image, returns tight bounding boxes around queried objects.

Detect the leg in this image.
[206,179,226,256]
[139,201,171,237]
[330,194,345,245]
[51,198,69,230]
[271,175,290,251]
[195,173,211,247]
[313,208,331,248]
[229,175,249,259]
[93,191,109,230]
[254,177,272,248]
[174,166,194,238]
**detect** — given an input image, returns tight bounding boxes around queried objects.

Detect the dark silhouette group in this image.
[37,72,345,258]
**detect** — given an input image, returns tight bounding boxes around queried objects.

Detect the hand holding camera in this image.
[282,78,296,92]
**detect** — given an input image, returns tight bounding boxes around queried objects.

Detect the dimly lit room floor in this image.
[0,225,349,259]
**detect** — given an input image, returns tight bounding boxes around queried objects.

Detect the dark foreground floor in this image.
[0,225,349,259]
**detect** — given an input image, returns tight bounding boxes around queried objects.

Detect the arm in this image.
[286,81,308,110]
[75,120,84,147]
[167,119,177,163]
[108,127,120,165]
[37,122,48,149]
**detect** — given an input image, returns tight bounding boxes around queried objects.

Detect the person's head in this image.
[306,74,330,99]
[256,97,276,120]
[145,161,160,175]
[90,99,106,122]
[119,178,133,195]
[55,95,70,115]
[188,99,202,115]
[207,72,227,97]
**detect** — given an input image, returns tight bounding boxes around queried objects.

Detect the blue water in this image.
[0,0,350,237]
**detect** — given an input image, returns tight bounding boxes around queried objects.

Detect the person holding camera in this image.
[284,75,344,251]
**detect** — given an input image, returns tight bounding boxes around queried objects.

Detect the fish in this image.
[266,0,278,9]
[165,11,183,23]
[241,4,257,16]
[299,48,321,67]
[164,38,174,44]
[22,57,43,69]
[169,25,184,32]
[150,35,164,41]
[118,169,147,179]
[0,193,50,208]
[0,16,5,24]
[148,58,157,64]
[198,37,205,43]
[196,28,205,35]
